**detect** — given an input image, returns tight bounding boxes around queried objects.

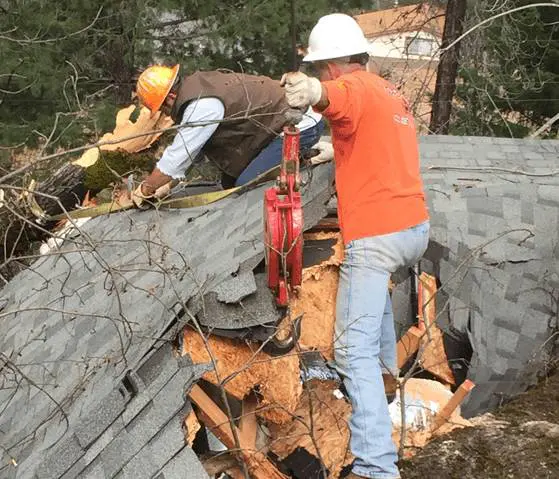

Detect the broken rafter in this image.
[417,272,455,385]
[397,326,423,368]
[181,329,302,424]
[431,379,476,432]
[189,384,288,479]
[223,394,260,479]
[239,393,259,448]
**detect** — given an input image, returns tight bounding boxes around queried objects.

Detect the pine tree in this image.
[0,1,158,147]
[451,1,559,137]
[0,0,372,150]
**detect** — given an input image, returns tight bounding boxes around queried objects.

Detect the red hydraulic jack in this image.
[264,124,304,307]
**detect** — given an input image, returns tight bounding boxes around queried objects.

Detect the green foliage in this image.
[0,0,372,152]
[451,1,559,137]
[0,1,159,148]
[83,150,157,191]
[9,1,556,146]
[153,0,373,78]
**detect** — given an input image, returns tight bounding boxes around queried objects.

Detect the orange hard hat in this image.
[136,64,180,113]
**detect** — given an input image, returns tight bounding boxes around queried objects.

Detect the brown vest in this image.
[171,70,289,177]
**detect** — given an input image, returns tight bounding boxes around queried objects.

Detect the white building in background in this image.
[354,3,446,128]
[368,29,441,60]
[356,3,445,63]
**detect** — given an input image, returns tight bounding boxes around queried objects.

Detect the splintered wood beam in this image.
[189,384,238,447]
[189,385,288,479]
[416,272,456,385]
[239,394,258,451]
[431,379,476,432]
[397,326,423,368]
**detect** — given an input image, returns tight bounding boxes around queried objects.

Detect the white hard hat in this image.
[303,13,370,62]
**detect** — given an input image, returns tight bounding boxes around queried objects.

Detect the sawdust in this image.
[280,232,344,360]
[181,329,302,425]
[291,266,339,360]
[269,380,353,479]
[417,273,455,385]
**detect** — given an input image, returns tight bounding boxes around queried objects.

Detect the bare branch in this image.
[530,111,559,138]
[0,7,103,45]
[442,3,559,54]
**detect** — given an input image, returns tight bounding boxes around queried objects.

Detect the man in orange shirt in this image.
[282,14,430,479]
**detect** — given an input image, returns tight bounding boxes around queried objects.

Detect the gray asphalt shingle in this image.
[419,136,559,415]
[2,134,559,476]
[0,162,334,478]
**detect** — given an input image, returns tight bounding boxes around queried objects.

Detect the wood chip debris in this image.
[182,230,473,475]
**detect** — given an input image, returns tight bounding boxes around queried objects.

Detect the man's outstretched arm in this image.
[134,97,225,202]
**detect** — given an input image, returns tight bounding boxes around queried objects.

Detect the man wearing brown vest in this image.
[131,65,324,204]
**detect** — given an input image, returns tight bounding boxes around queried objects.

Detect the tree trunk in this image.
[35,163,88,216]
[35,149,156,215]
[0,150,156,281]
[0,163,90,281]
[429,0,467,134]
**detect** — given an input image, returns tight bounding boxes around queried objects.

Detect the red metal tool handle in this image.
[263,124,304,307]
[279,125,301,195]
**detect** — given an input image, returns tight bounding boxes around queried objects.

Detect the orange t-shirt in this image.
[320,70,428,244]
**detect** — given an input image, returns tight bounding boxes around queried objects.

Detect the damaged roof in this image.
[420,135,559,414]
[1,135,559,477]
[0,163,334,478]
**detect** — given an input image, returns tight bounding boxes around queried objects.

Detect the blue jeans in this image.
[234,119,325,186]
[335,221,430,478]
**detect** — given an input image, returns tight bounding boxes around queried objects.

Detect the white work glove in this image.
[280,72,323,109]
[309,141,334,165]
[131,184,150,209]
[153,181,173,200]
[131,181,173,208]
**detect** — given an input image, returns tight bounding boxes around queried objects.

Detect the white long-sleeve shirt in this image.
[156,97,224,179]
[156,97,322,179]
